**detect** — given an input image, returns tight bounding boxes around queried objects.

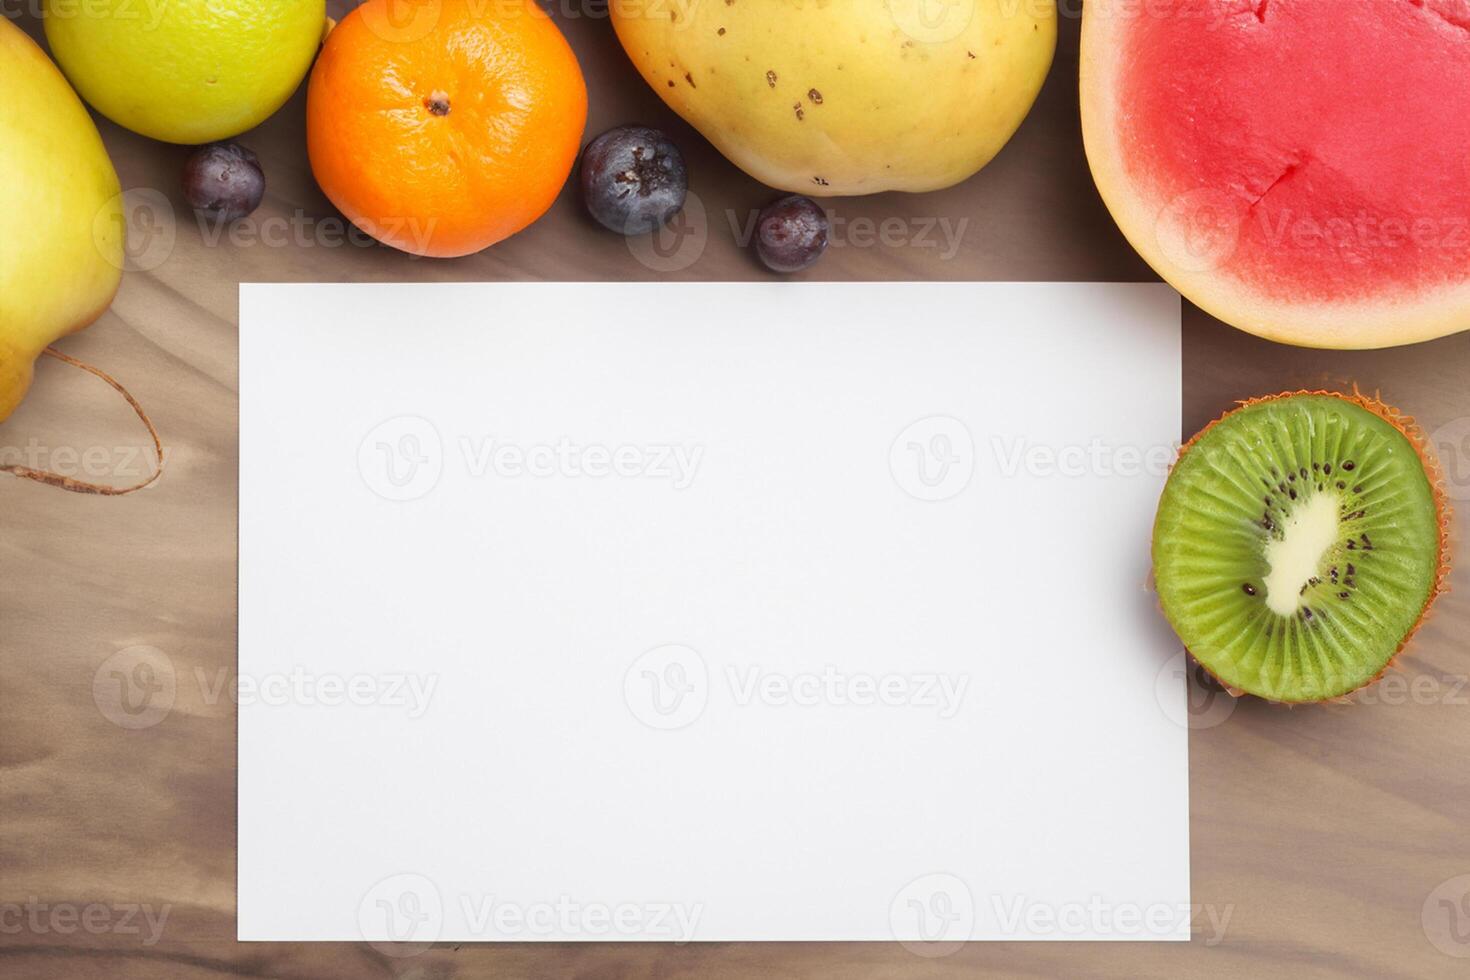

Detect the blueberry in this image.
[182,142,264,224]
[755,195,829,273]
[580,125,687,235]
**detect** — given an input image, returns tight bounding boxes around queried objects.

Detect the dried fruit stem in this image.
[0,347,164,496]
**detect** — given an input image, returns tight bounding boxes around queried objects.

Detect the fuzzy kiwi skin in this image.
[1151,391,1451,704]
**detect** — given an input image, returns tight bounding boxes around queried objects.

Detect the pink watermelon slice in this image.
[1081,0,1470,348]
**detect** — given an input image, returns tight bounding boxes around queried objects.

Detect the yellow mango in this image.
[611,0,1056,195]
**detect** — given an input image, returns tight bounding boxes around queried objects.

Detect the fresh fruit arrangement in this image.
[1081,0,1470,349]
[0,0,1461,709]
[45,0,325,144]
[610,0,1057,195]
[1152,392,1450,702]
[307,0,587,258]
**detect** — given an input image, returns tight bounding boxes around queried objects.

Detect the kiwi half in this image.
[1153,391,1450,703]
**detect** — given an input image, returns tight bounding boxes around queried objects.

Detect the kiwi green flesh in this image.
[1153,395,1439,702]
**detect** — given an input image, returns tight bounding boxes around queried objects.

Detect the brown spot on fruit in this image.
[766,70,777,87]
[793,102,804,121]
[808,88,823,104]
[684,71,696,88]
[717,26,726,35]
[425,91,451,116]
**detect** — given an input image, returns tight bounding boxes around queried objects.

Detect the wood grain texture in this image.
[3,5,1470,978]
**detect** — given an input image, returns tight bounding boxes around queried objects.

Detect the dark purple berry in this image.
[182,142,264,224]
[755,195,829,273]
[580,125,687,235]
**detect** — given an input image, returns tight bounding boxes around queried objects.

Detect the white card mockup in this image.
[238,282,1189,944]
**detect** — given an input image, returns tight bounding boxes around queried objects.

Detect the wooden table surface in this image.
[4,5,1470,978]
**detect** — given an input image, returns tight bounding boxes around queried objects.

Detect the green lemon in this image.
[44,0,326,144]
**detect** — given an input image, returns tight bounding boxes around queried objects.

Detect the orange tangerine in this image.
[307,0,587,258]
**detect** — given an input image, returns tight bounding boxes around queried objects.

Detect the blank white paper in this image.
[238,282,1188,944]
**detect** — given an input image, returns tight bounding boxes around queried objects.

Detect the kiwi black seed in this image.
[1151,392,1449,702]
